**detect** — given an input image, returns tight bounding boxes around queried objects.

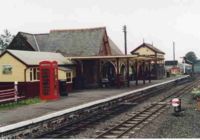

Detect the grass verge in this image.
[0,97,41,110]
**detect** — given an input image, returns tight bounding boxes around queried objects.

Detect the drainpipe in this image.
[24,68,28,82]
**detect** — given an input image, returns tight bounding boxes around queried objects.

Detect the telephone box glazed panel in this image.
[39,61,60,100]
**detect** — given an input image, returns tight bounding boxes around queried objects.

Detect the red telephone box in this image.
[39,61,60,100]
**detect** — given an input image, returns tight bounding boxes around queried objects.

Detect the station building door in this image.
[102,61,116,81]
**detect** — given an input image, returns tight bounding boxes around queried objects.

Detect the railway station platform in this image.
[0,75,188,127]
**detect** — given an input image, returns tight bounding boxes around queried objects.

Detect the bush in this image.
[191,87,200,99]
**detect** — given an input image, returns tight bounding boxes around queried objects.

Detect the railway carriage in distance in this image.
[194,60,200,74]
[165,60,192,75]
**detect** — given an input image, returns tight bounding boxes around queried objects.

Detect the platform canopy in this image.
[66,54,163,61]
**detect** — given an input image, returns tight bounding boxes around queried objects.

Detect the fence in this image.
[0,82,25,103]
[0,82,14,90]
[18,82,39,98]
[0,80,71,99]
[0,81,39,98]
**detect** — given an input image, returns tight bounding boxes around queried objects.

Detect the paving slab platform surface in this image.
[0,76,184,127]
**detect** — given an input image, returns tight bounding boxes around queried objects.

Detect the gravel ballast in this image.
[66,82,200,138]
[132,89,200,138]
[66,84,190,138]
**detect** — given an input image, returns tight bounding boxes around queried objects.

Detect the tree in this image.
[0,29,14,52]
[185,51,198,63]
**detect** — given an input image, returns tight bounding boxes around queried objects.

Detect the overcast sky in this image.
[1,0,200,61]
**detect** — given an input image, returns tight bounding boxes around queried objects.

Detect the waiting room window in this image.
[30,68,39,81]
[66,71,72,83]
[2,65,12,74]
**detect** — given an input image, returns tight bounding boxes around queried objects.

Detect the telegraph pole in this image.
[123,25,127,55]
[123,25,129,87]
[173,41,175,61]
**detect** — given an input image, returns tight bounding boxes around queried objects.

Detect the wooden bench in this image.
[100,76,126,88]
[100,78,110,88]
[0,88,25,104]
[115,75,126,87]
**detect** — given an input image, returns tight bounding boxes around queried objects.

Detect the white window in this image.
[2,65,12,74]
[66,71,72,83]
[30,67,39,81]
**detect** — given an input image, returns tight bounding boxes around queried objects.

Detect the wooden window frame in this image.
[2,64,12,75]
[66,71,73,83]
[30,67,39,81]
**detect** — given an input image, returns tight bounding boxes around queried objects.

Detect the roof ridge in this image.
[50,27,106,32]
[19,31,33,35]
[144,42,154,46]
[5,49,72,66]
[7,49,59,54]
[19,27,106,35]
[7,49,66,58]
[19,32,49,35]
[34,33,49,35]
[144,43,165,54]
[33,34,40,52]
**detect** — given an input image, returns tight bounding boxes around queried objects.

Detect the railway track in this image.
[0,76,193,139]
[37,77,194,138]
[95,79,200,138]
[38,91,162,138]
[38,81,177,138]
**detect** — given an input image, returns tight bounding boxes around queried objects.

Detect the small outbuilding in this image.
[0,49,74,82]
[0,50,74,97]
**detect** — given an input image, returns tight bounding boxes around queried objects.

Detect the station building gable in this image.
[131,43,165,58]
[0,52,26,82]
[131,43,165,80]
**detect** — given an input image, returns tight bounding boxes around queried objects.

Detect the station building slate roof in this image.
[2,49,73,66]
[18,32,49,52]
[10,27,123,57]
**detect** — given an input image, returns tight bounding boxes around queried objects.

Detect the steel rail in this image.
[38,83,176,138]
[40,79,194,138]
[96,80,200,138]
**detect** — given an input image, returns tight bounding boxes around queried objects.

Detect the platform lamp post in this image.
[180,57,186,74]
[173,41,175,62]
[183,57,186,74]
